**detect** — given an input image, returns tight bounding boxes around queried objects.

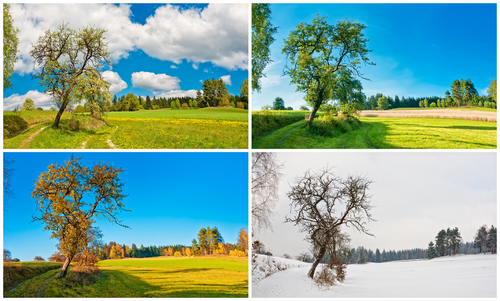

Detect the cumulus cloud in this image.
[4,90,54,111]
[170,65,178,69]
[11,3,248,74]
[131,71,180,91]
[154,89,198,99]
[102,71,128,94]
[220,75,232,86]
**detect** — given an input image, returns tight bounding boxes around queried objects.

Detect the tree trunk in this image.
[53,106,65,128]
[308,107,319,126]
[307,246,326,278]
[59,257,72,278]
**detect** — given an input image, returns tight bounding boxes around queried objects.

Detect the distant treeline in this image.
[364,78,497,110]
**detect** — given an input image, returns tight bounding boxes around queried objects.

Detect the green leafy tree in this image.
[30,23,111,127]
[3,4,19,91]
[273,97,285,110]
[21,98,35,111]
[451,79,464,106]
[31,156,130,277]
[423,98,429,108]
[377,96,389,110]
[487,79,497,104]
[282,16,374,125]
[240,78,249,102]
[73,67,111,118]
[300,105,309,111]
[252,4,278,92]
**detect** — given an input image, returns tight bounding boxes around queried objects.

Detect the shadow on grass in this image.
[445,125,497,131]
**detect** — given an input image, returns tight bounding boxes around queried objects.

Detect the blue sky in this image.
[4,3,248,110]
[3,152,248,261]
[253,3,497,110]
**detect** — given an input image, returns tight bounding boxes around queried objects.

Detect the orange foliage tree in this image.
[238,228,248,254]
[31,156,130,278]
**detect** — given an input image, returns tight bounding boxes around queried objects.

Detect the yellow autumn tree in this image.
[215,242,225,255]
[174,251,182,257]
[31,155,130,278]
[168,247,174,256]
[186,247,191,257]
[109,245,121,259]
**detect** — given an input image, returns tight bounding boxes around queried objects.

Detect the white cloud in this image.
[170,65,178,69]
[4,90,54,111]
[154,89,198,99]
[11,3,248,74]
[203,69,209,73]
[102,71,127,94]
[131,71,180,91]
[192,63,199,70]
[220,75,232,86]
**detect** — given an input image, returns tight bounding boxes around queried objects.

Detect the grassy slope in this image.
[107,108,249,122]
[5,108,248,149]
[253,117,496,149]
[3,261,63,293]
[6,256,248,298]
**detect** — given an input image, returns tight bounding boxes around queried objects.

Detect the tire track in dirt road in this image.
[19,127,46,148]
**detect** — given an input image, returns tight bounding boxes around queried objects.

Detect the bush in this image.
[237,102,245,109]
[33,256,45,262]
[48,251,66,263]
[237,250,246,257]
[221,98,230,106]
[430,102,437,108]
[181,103,189,109]
[174,251,182,257]
[74,105,85,114]
[152,105,159,110]
[72,251,100,274]
[314,264,337,288]
[309,114,360,137]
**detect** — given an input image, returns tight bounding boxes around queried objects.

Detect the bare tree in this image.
[252,152,284,233]
[285,168,375,279]
[296,251,311,262]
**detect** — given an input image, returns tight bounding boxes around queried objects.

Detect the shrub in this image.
[221,98,230,106]
[237,250,246,257]
[229,250,237,256]
[314,264,337,288]
[430,102,436,108]
[48,251,66,263]
[75,105,85,114]
[152,105,159,110]
[72,251,100,274]
[36,107,43,111]
[174,251,182,257]
[137,105,144,110]
[237,102,245,109]
[33,256,45,262]
[181,102,189,109]
[310,114,361,137]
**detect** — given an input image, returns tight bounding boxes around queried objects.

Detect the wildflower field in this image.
[5,256,248,297]
[3,108,248,149]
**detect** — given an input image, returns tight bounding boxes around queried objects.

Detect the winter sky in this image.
[255,152,496,259]
[3,152,248,261]
[3,3,249,110]
[252,3,497,110]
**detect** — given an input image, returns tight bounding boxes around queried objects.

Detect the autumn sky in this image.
[4,3,249,110]
[253,3,497,110]
[3,152,248,261]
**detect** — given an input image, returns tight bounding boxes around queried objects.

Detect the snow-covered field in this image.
[252,253,497,298]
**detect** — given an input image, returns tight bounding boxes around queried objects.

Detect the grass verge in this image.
[3,261,63,293]
[253,117,496,149]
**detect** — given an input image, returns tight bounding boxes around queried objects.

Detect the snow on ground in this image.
[252,254,496,298]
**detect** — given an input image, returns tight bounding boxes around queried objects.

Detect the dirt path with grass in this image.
[107,126,119,149]
[358,109,497,122]
[19,127,47,148]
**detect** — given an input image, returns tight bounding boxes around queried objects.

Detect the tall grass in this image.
[252,111,308,140]
[3,262,62,293]
[359,109,497,122]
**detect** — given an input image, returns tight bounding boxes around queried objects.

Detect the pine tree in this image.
[357,247,366,264]
[487,225,497,254]
[375,249,381,263]
[427,241,437,259]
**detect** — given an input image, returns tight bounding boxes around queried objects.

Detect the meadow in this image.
[5,256,248,298]
[252,116,496,149]
[3,108,248,149]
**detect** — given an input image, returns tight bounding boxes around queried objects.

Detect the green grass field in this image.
[5,256,248,298]
[253,117,496,149]
[4,108,248,149]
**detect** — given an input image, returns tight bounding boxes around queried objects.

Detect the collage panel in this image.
[3,152,249,297]
[3,3,249,150]
[251,152,497,298]
[251,3,496,149]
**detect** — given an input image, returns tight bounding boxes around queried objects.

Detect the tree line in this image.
[365,78,497,110]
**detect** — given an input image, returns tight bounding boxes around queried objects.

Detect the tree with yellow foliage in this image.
[32,156,130,278]
[186,247,191,257]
